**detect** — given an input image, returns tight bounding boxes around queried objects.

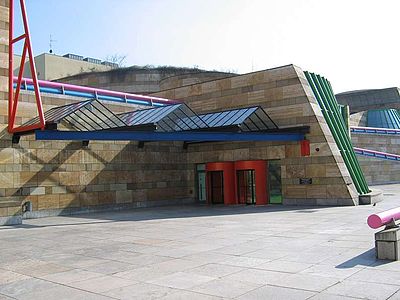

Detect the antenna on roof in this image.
[49,34,57,54]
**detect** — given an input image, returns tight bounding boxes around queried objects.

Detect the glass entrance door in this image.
[237,170,256,205]
[197,172,206,202]
[196,164,206,203]
[210,171,224,204]
[268,160,282,204]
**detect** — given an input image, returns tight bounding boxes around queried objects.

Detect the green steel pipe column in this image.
[304,71,369,195]
[306,73,365,193]
[324,77,369,193]
[316,74,369,193]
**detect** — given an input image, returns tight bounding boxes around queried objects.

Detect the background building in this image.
[13,53,114,81]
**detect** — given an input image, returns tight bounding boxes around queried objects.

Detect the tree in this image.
[104,54,128,69]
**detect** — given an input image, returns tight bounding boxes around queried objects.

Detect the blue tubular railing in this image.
[14,77,181,107]
[351,126,400,135]
[354,147,400,162]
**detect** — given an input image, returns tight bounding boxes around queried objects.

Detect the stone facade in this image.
[352,133,400,155]
[358,157,400,185]
[0,0,362,224]
[57,67,235,95]
[352,132,400,184]
[154,65,359,206]
[0,92,194,221]
[349,111,368,127]
[337,88,400,113]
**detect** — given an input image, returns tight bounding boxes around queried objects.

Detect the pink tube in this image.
[367,207,400,229]
[14,77,181,105]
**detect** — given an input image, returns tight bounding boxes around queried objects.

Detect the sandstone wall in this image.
[0,0,363,224]
[352,133,400,155]
[0,90,194,220]
[57,68,235,95]
[349,111,367,127]
[153,65,359,206]
[351,132,400,185]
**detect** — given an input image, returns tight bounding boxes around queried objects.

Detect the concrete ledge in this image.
[23,198,196,220]
[0,215,23,226]
[283,197,357,206]
[359,188,383,205]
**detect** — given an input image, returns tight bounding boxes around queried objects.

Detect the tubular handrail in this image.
[351,126,400,135]
[14,77,181,106]
[353,147,400,161]
[368,207,400,229]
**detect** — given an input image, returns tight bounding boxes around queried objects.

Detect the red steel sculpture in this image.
[8,0,45,133]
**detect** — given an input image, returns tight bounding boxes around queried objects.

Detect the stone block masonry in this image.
[154,65,359,206]
[0,1,361,224]
[352,133,400,185]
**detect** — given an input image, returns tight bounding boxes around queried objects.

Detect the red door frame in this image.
[235,160,268,205]
[205,162,235,205]
[205,160,268,206]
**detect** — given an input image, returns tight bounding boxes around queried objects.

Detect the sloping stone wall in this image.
[153,65,359,206]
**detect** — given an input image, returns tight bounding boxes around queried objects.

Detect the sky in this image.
[13,0,400,93]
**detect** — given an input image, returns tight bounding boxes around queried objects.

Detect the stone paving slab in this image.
[1,183,400,299]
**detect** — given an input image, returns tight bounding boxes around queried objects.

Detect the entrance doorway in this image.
[196,164,206,203]
[268,160,283,204]
[237,170,256,205]
[209,171,224,204]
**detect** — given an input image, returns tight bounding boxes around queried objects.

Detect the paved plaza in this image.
[1,184,400,300]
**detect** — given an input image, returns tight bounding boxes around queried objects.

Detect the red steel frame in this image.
[8,0,45,133]
[205,160,268,205]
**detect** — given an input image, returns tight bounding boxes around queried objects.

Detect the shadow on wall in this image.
[2,127,191,217]
[3,130,136,214]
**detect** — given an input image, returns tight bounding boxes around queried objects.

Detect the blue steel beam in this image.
[35,130,305,142]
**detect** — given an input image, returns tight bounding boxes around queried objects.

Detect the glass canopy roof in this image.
[24,100,280,135]
[23,99,126,131]
[118,104,208,132]
[197,106,278,131]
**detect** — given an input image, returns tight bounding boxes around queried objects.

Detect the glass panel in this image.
[197,165,206,203]
[268,160,282,204]
[146,105,179,123]
[208,111,230,127]
[214,109,240,127]
[210,171,224,204]
[242,118,259,131]
[233,108,257,125]
[237,170,256,205]
[196,164,206,171]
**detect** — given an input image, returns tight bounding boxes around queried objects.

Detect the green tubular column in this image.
[304,71,369,195]
[321,75,369,194]
[324,78,369,193]
[311,73,364,193]
[304,72,362,193]
[317,75,369,193]
[323,77,369,193]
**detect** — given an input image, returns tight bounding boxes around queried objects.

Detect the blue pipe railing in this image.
[351,126,400,135]
[15,83,167,107]
[354,147,400,161]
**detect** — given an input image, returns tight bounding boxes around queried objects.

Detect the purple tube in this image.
[367,207,400,229]
[15,77,181,105]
